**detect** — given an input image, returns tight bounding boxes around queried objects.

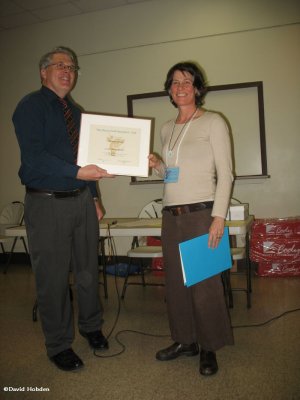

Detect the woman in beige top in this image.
[149,62,234,376]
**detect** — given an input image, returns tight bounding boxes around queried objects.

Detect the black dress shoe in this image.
[199,349,218,376]
[50,348,84,372]
[79,330,109,350]
[156,342,199,361]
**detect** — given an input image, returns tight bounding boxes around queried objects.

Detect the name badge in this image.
[164,167,179,183]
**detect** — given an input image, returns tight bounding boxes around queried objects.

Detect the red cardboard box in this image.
[147,236,164,274]
[251,217,300,238]
[250,217,300,276]
[257,261,300,277]
[250,237,300,262]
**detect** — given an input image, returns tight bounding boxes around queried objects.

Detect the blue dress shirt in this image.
[12,86,98,197]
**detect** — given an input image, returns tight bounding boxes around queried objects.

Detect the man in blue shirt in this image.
[13,46,114,371]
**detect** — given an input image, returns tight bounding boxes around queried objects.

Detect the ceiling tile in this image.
[71,0,126,13]
[13,0,69,10]
[126,0,151,3]
[0,12,40,29]
[31,3,82,21]
[0,0,24,16]
[0,0,153,30]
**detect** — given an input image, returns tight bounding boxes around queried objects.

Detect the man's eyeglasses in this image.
[47,62,79,72]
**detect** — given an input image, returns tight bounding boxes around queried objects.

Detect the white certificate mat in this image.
[77,113,151,177]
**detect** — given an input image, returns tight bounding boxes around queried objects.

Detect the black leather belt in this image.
[26,186,86,198]
[163,201,214,216]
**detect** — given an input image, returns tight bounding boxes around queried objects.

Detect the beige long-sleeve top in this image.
[155,111,233,219]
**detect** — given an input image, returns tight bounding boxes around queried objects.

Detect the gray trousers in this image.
[25,188,103,357]
[161,208,234,352]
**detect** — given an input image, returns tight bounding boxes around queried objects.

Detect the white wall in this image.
[1,0,299,253]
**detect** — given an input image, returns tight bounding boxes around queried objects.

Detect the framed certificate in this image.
[77,113,151,177]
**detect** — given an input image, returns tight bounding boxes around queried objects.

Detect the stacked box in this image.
[147,236,164,275]
[251,218,300,237]
[256,261,300,277]
[226,203,249,220]
[250,217,300,277]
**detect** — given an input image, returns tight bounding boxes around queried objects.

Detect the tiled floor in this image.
[0,263,299,400]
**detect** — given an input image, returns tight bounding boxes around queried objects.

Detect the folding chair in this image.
[0,201,29,273]
[121,199,164,299]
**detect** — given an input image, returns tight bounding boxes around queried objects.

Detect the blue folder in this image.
[179,227,232,287]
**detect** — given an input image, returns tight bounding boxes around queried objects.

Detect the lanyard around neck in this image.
[166,108,197,165]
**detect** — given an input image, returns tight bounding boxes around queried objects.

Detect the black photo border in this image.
[127,81,269,185]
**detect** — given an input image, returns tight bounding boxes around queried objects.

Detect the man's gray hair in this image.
[39,46,78,70]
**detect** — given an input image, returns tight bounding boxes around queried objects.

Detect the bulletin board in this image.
[127,81,269,184]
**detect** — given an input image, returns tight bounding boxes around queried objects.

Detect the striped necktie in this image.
[58,98,79,162]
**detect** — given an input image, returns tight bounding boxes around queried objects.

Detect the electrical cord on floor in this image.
[94,227,300,357]
[232,307,300,329]
[94,307,300,358]
[94,225,124,358]
[94,330,170,358]
[94,226,170,359]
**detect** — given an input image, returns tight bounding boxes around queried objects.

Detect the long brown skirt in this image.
[161,208,234,351]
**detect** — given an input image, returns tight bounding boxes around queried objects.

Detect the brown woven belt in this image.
[26,186,86,199]
[163,201,214,216]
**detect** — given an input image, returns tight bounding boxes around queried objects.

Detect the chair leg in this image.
[227,271,233,308]
[121,257,163,298]
[1,243,6,265]
[32,299,38,322]
[222,270,233,308]
[99,239,108,298]
[121,261,132,299]
[102,264,108,299]
[0,242,5,254]
[21,237,30,257]
[3,237,18,274]
[140,259,146,286]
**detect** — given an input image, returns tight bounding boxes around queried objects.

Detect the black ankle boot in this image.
[199,349,218,376]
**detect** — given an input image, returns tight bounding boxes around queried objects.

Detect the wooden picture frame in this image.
[78,113,151,177]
